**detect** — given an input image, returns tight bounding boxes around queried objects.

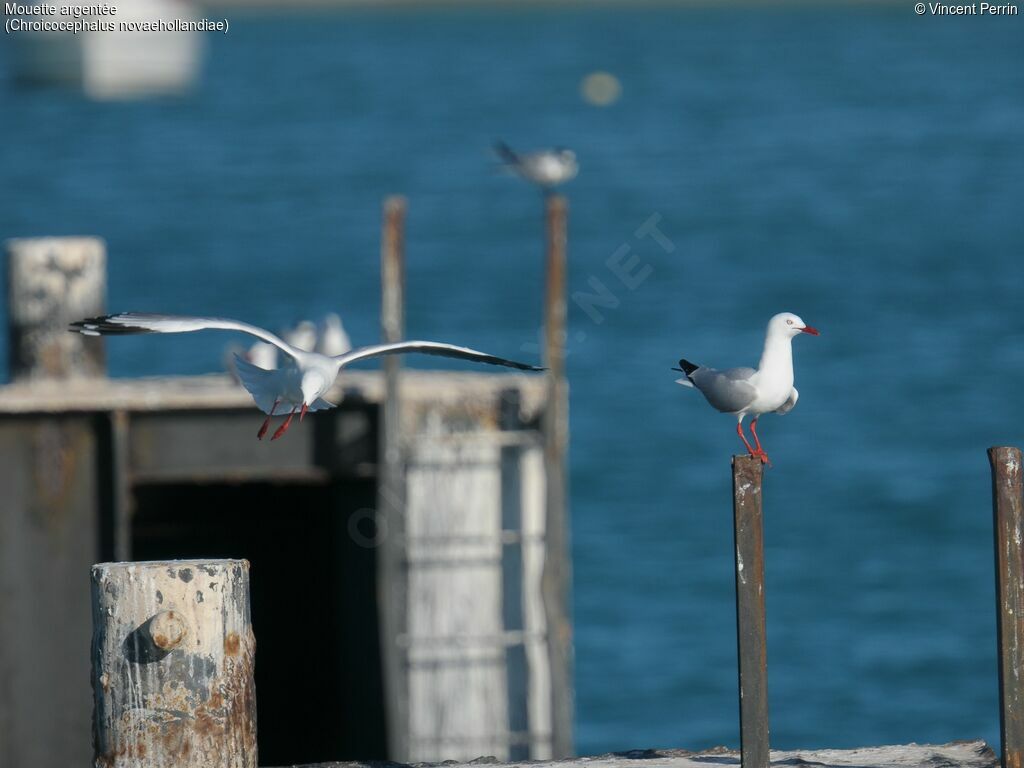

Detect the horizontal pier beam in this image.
[274,740,997,768]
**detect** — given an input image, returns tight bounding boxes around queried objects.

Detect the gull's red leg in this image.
[750,418,771,466]
[300,403,309,422]
[271,407,297,441]
[257,399,280,440]
[736,422,757,456]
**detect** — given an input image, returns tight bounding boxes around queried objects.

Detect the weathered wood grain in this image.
[0,415,99,768]
[91,559,256,768]
[5,236,106,381]
[991,446,1024,768]
[278,739,997,768]
[733,455,769,768]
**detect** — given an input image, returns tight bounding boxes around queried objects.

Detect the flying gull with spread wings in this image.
[72,313,542,441]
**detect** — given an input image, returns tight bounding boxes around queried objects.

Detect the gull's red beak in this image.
[300,403,309,421]
[800,325,820,336]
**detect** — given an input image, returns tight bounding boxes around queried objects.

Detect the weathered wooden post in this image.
[378,195,410,760]
[543,194,574,757]
[991,446,1024,768]
[733,455,769,768]
[5,236,107,381]
[91,559,257,768]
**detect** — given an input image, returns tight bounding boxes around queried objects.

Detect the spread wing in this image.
[335,341,543,371]
[689,366,758,414]
[70,313,299,359]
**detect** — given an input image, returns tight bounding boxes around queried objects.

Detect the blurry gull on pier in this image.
[225,313,350,376]
[315,313,352,357]
[284,320,317,352]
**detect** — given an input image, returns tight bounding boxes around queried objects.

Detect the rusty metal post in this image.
[378,195,410,760]
[991,446,1024,768]
[91,559,256,768]
[5,236,107,381]
[733,455,769,768]
[542,194,574,757]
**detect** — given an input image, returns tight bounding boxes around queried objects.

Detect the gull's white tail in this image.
[233,355,334,415]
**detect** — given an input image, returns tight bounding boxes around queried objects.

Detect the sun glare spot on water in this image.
[580,71,622,107]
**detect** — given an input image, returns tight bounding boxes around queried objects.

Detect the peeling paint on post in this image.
[90,559,256,768]
[732,455,769,768]
[991,446,1024,768]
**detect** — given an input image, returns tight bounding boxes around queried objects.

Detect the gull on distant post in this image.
[673,312,819,465]
[494,141,578,193]
[71,313,543,441]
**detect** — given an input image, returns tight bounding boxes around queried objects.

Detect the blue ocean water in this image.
[2,4,1023,756]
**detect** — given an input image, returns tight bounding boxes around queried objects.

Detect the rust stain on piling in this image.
[224,632,240,656]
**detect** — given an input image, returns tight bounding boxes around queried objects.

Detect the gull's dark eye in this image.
[786,319,793,325]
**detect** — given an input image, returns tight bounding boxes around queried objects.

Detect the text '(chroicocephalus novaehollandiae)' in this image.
[71,313,543,441]
[673,312,819,465]
[494,141,578,192]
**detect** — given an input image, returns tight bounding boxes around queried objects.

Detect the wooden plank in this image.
[110,410,132,561]
[127,410,324,483]
[732,455,769,768]
[0,371,547,416]
[542,194,573,758]
[405,423,506,761]
[5,236,106,381]
[0,416,99,768]
[500,390,530,761]
[379,195,411,761]
[91,559,256,768]
[276,740,998,768]
[991,446,1024,768]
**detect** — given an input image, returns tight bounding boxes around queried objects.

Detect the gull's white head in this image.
[769,312,820,338]
[300,370,329,407]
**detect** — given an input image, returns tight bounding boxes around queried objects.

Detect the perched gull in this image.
[247,341,278,371]
[284,320,317,352]
[673,312,819,465]
[315,312,352,357]
[494,141,578,192]
[71,313,543,441]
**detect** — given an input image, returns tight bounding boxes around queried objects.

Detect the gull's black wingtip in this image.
[67,313,146,336]
[69,314,112,334]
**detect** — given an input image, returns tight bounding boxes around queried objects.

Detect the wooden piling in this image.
[378,195,410,760]
[732,455,769,768]
[90,559,256,768]
[991,446,1024,768]
[542,194,573,757]
[5,236,107,381]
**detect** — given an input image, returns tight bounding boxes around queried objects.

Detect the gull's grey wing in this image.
[70,313,300,359]
[335,341,543,371]
[690,366,758,413]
